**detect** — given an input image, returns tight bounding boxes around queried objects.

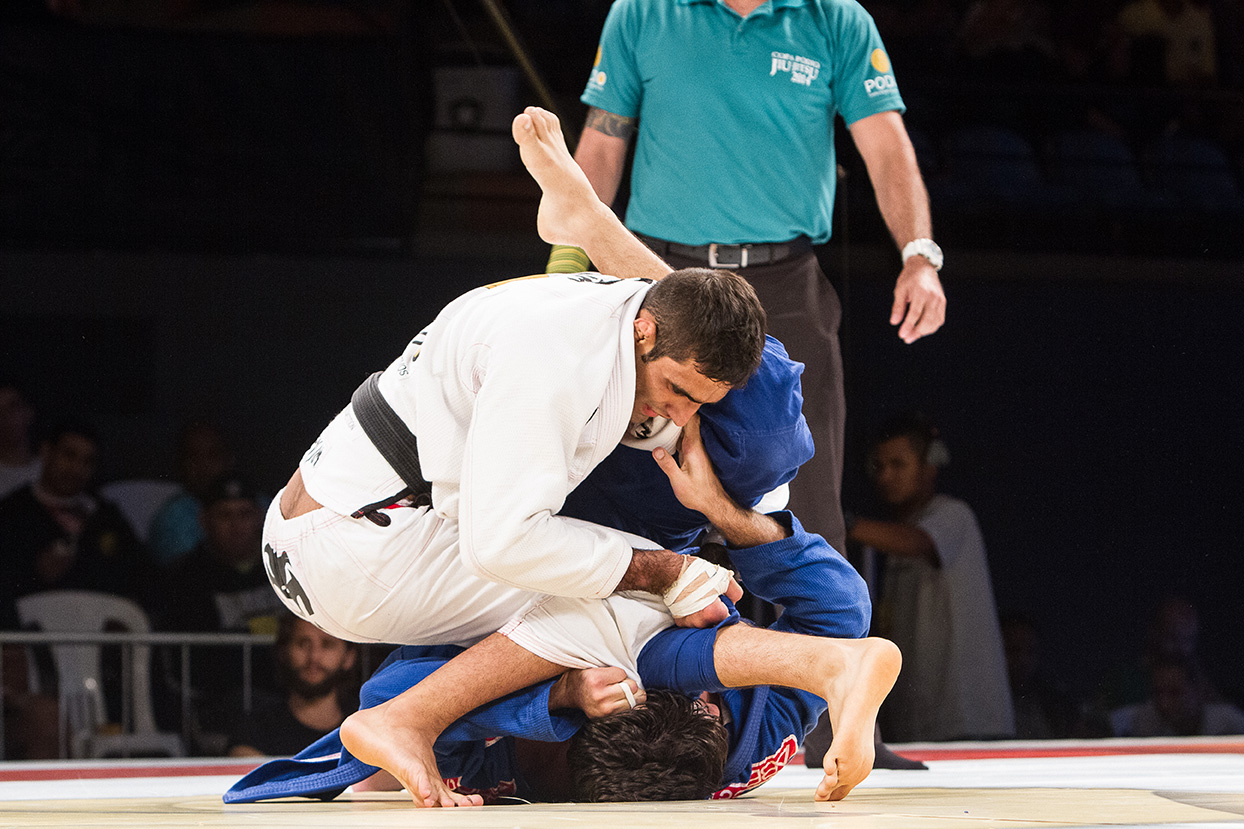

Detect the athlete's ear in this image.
[634,310,657,344]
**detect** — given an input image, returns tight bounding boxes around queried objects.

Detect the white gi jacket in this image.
[298,274,652,600]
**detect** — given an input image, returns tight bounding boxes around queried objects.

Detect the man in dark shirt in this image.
[226,612,359,757]
[153,475,285,744]
[0,420,148,605]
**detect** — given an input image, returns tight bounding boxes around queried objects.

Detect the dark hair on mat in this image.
[566,688,729,802]
[639,268,766,388]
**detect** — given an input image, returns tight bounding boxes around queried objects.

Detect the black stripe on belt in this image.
[636,234,812,268]
[349,371,432,525]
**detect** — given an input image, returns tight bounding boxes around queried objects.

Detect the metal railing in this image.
[0,630,275,761]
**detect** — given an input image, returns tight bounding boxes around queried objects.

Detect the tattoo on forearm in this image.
[586,107,636,140]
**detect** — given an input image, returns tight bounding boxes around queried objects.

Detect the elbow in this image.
[458,535,520,586]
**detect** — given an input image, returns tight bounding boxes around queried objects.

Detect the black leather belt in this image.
[636,234,812,269]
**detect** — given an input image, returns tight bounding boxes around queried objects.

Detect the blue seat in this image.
[1145,135,1244,214]
[943,125,1072,209]
[1049,130,1150,208]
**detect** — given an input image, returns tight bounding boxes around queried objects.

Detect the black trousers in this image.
[661,249,847,556]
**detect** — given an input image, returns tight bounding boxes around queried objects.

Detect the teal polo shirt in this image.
[581,0,905,246]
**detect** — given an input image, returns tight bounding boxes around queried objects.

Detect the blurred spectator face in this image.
[178,423,234,495]
[280,617,356,698]
[870,435,936,510]
[1003,618,1041,692]
[1150,599,1199,660]
[202,496,263,566]
[1151,662,1201,733]
[39,432,97,497]
[0,386,35,449]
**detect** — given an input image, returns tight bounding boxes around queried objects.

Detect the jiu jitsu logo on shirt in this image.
[264,543,314,617]
[770,52,820,86]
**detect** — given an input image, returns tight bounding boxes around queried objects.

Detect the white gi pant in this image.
[263,492,673,682]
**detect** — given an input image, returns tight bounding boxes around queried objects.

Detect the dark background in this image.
[2,0,1242,719]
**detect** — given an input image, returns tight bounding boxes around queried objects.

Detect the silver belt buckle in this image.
[708,243,748,269]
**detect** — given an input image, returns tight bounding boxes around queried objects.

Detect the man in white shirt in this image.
[849,412,1014,742]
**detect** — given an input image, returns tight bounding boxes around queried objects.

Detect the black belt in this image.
[349,371,432,525]
[636,234,812,269]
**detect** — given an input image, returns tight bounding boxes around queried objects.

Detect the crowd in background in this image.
[4,375,1242,761]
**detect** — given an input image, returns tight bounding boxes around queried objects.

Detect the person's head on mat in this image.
[566,689,729,802]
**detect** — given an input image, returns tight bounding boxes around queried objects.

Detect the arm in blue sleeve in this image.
[730,512,870,640]
[638,513,870,695]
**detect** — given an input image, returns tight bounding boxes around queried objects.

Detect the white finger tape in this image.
[617,681,638,709]
[662,555,732,618]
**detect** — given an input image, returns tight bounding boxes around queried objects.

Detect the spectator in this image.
[1001,611,1077,739]
[955,0,1061,82]
[153,474,285,749]
[1,582,59,760]
[0,420,149,604]
[848,413,1014,742]
[0,379,40,500]
[1116,0,1218,85]
[226,612,358,757]
[146,420,236,566]
[1111,655,1244,736]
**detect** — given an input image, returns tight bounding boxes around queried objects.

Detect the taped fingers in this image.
[662,555,735,618]
[616,681,638,709]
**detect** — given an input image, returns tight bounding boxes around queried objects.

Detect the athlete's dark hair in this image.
[639,268,766,388]
[566,689,729,802]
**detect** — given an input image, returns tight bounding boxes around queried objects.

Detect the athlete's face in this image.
[696,691,722,721]
[632,315,731,428]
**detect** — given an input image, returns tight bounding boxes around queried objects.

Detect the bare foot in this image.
[340,703,483,808]
[815,637,901,802]
[351,768,402,792]
[511,106,609,247]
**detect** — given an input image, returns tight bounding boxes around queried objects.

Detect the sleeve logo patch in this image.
[864,74,897,96]
[871,48,891,73]
[770,52,821,86]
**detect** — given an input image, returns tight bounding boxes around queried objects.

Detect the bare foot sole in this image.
[340,704,483,808]
[816,637,901,802]
[511,106,608,246]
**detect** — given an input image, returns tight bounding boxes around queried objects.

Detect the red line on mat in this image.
[0,762,263,783]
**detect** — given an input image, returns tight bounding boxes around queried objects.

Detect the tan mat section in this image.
[1,787,1243,828]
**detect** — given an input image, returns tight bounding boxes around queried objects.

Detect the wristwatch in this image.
[901,238,943,271]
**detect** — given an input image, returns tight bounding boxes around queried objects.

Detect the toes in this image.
[512,113,533,142]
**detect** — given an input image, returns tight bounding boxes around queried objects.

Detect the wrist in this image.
[547,675,571,711]
[901,237,943,271]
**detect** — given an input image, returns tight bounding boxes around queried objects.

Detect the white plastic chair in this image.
[15,590,185,759]
[99,479,181,543]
